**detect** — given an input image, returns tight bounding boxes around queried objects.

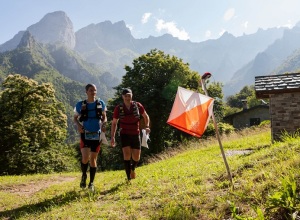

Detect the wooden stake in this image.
[201,76,234,190]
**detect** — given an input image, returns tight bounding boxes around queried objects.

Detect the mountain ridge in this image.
[0,29,118,142]
[1,10,300,97]
[224,25,300,95]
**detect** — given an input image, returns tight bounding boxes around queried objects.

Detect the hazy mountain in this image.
[27,11,76,49]
[0,30,119,142]
[272,48,300,74]
[224,25,300,96]
[0,11,75,52]
[0,30,117,101]
[75,20,139,78]
[133,29,285,83]
[74,19,286,86]
[1,10,298,98]
[0,31,25,52]
[1,31,54,78]
[75,20,135,52]
[0,12,121,100]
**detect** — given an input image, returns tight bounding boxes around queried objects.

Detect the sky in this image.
[1,0,300,45]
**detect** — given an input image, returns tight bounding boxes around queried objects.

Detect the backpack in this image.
[119,101,149,129]
[79,99,103,122]
[119,101,140,120]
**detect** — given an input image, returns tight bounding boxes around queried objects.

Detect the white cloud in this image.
[126,24,134,31]
[142,13,152,24]
[155,19,189,40]
[280,20,293,29]
[224,8,235,21]
[205,30,212,38]
[243,21,248,29]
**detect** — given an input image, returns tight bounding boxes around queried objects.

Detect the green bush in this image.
[259,120,270,127]
[203,122,234,138]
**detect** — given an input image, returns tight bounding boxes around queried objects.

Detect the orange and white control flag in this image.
[167,87,214,137]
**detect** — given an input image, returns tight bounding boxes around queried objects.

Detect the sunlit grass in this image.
[0,125,299,219]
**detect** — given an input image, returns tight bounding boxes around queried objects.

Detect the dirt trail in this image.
[0,176,76,197]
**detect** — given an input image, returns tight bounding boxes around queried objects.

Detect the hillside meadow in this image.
[0,125,299,219]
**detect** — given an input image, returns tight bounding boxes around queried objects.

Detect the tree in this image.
[108,49,202,153]
[226,85,261,109]
[205,81,225,122]
[198,80,234,138]
[0,74,76,175]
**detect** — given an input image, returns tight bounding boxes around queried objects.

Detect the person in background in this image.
[74,84,107,191]
[111,88,150,182]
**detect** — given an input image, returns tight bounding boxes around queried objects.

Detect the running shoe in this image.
[88,182,95,192]
[130,170,136,179]
[80,174,87,188]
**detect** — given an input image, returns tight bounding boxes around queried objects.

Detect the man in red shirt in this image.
[111,88,150,181]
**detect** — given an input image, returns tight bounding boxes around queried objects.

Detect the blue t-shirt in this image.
[75,99,106,133]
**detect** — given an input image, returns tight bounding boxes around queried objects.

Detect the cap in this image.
[122,88,132,95]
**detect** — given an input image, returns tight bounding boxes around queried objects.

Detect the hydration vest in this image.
[119,101,140,120]
[79,99,103,122]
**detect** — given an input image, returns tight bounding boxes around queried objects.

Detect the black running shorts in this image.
[120,134,141,149]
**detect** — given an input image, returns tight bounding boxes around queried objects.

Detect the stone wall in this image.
[232,107,270,129]
[270,92,300,141]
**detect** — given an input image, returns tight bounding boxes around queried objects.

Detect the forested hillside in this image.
[0,31,117,143]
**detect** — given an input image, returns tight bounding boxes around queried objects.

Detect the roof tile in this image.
[255,73,300,98]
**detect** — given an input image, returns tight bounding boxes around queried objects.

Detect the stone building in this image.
[255,73,300,141]
[223,104,269,129]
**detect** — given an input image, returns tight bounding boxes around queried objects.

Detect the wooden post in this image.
[201,73,234,189]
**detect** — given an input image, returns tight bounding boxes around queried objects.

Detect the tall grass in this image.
[0,125,299,219]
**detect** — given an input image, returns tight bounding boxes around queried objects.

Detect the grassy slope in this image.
[0,126,299,219]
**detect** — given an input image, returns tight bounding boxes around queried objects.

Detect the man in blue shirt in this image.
[74,84,107,191]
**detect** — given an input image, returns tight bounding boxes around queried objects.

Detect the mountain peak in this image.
[18,31,36,48]
[75,20,134,52]
[27,11,76,49]
[220,31,235,39]
[95,20,130,34]
[0,31,25,52]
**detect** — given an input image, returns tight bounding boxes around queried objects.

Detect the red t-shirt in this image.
[113,101,145,135]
